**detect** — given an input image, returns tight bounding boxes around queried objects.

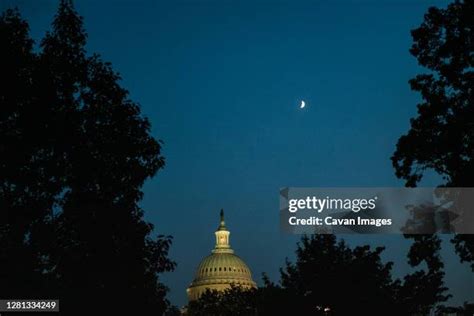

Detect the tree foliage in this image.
[187,286,258,316]
[0,1,174,314]
[186,235,449,315]
[392,0,473,187]
[397,235,451,314]
[279,235,397,315]
[391,0,474,270]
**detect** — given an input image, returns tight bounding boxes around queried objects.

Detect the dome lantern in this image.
[213,209,232,253]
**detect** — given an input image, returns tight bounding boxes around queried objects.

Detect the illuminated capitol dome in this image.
[187,209,256,301]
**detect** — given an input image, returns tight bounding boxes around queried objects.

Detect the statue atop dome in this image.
[217,208,226,231]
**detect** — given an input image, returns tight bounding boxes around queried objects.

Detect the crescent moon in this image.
[300,100,305,108]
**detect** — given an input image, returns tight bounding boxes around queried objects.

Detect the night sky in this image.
[4,0,472,307]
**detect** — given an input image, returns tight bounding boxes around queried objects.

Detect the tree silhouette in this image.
[186,235,449,315]
[391,0,473,270]
[0,7,54,299]
[397,235,450,314]
[187,286,258,316]
[279,235,400,315]
[0,1,174,315]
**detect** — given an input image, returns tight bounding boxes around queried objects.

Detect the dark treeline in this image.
[0,0,174,315]
[0,0,472,315]
[186,234,460,316]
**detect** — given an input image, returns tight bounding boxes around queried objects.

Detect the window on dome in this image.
[224,267,226,271]
[219,267,222,271]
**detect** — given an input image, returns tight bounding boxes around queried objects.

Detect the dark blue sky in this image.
[5,0,472,307]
